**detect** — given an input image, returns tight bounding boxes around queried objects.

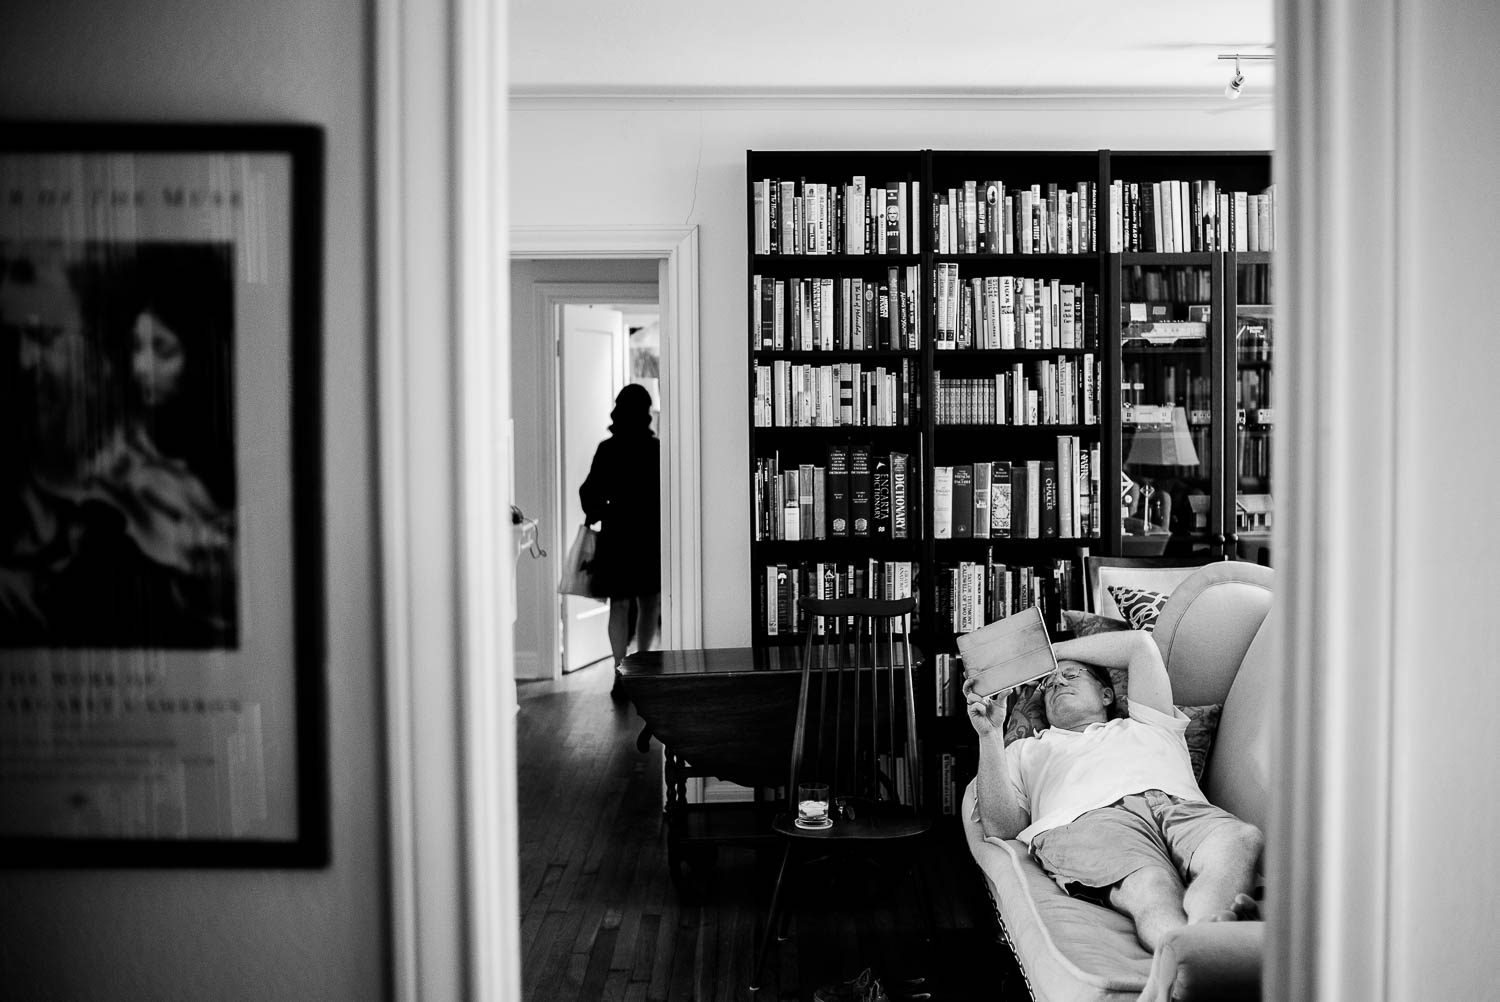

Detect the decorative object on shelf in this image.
[0,122,327,866]
[1126,406,1200,534]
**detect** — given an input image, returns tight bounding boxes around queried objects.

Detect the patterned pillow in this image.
[1179,703,1225,783]
[1061,609,1132,636]
[1108,586,1171,632]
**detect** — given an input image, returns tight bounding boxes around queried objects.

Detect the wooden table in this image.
[617,647,804,885]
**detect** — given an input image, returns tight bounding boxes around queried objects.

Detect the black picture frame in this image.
[0,123,327,867]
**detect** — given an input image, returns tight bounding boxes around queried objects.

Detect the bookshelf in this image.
[1104,151,1276,564]
[746,148,1274,816]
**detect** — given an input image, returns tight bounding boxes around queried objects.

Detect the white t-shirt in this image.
[999,700,1206,845]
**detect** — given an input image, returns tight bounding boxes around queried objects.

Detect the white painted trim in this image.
[456,0,520,998]
[531,281,661,681]
[1268,0,1398,1000]
[378,0,518,999]
[511,226,703,649]
[507,90,1276,113]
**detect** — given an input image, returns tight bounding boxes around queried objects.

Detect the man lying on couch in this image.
[964,630,1263,953]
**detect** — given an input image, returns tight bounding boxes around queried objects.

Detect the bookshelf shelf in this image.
[747,147,1274,816]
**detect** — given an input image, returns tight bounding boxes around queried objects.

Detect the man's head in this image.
[1038,659,1115,731]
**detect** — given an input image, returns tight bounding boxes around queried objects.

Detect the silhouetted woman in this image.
[579,383,661,676]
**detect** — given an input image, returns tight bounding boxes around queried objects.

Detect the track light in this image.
[1225,58,1245,99]
[1217,52,1273,100]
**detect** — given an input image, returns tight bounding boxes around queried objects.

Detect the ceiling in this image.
[508,0,1275,100]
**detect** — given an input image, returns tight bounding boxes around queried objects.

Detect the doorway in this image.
[558,302,663,674]
[509,259,663,681]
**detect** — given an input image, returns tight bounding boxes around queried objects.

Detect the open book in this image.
[956,605,1059,697]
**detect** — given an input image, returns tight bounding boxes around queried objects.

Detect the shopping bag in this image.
[558,523,602,597]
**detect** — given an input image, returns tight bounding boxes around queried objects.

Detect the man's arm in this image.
[964,683,1029,840]
[1052,629,1174,717]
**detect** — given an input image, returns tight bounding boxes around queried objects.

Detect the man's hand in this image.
[963,675,1012,738]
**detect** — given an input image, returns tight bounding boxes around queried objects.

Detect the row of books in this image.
[1121,265,1214,305]
[934,269,1099,352]
[1108,180,1277,253]
[752,177,922,256]
[933,357,1099,427]
[933,439,1102,540]
[933,180,1098,256]
[933,557,1080,645]
[753,447,913,541]
[1237,427,1271,480]
[760,559,916,637]
[751,268,922,352]
[753,360,917,428]
[937,748,976,816]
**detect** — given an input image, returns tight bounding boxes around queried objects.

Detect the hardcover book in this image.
[850,443,873,537]
[827,443,850,537]
[872,454,892,538]
[951,463,974,538]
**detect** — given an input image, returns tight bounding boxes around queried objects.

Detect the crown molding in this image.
[508,87,1274,113]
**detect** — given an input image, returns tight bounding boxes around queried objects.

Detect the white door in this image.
[560,304,626,672]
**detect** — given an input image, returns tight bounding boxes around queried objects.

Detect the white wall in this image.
[0,1,383,1000]
[509,98,1274,646]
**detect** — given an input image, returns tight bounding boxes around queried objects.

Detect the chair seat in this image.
[771,804,931,841]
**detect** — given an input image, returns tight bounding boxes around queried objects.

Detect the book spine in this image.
[872,454,892,538]
[933,465,953,539]
[850,443,873,537]
[890,452,910,540]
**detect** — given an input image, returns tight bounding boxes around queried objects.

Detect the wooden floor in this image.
[517,660,1027,1002]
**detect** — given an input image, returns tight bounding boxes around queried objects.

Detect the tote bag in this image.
[558,523,602,598]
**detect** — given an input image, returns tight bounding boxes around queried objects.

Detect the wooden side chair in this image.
[748,596,932,993]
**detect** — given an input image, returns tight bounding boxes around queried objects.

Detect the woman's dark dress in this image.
[579,431,661,599]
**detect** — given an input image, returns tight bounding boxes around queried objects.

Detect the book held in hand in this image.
[956,605,1059,698]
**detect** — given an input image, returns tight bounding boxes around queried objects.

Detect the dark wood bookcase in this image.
[746,148,1274,816]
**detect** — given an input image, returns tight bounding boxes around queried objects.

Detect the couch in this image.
[962,560,1275,1002]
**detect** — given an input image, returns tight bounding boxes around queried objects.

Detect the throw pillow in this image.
[1108,586,1171,632]
[1061,609,1132,636]
[1179,703,1224,783]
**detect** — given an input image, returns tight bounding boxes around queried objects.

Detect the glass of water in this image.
[796,782,831,829]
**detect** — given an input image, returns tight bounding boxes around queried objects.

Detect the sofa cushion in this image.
[1204,612,1276,831]
[1108,587,1172,631]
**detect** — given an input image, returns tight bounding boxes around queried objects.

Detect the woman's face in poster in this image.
[131,309,186,409]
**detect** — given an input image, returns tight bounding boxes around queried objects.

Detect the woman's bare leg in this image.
[607,597,632,666]
[634,592,661,654]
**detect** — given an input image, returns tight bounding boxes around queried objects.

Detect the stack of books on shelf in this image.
[753,359,916,427]
[753,176,921,256]
[933,359,1098,426]
[751,270,922,351]
[936,559,1077,638]
[932,180,1098,255]
[760,559,917,638]
[933,269,1098,351]
[932,442,1100,541]
[753,447,914,541]
[1109,179,1277,253]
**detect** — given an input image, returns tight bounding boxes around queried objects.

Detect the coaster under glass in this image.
[794,816,832,830]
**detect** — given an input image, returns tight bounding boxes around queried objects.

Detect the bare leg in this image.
[1183,820,1264,924]
[607,597,631,666]
[1107,865,1188,952]
[635,592,661,655]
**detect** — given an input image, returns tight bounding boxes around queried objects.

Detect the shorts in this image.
[1028,790,1245,899]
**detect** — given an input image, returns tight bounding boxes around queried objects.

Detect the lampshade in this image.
[1126,406,1200,467]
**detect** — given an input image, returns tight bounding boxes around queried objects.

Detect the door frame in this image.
[512,227,703,653]
[536,284,660,679]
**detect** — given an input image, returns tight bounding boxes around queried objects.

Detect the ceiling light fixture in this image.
[1217,52,1274,100]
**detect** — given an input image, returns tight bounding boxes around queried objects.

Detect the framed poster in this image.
[0,124,326,866]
